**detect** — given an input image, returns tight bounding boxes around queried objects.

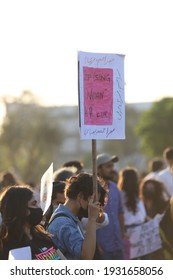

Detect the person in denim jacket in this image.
[47,173,104,260]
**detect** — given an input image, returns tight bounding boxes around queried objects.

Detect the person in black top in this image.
[42,181,66,228]
[0,185,63,260]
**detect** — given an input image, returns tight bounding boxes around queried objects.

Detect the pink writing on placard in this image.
[83,67,113,125]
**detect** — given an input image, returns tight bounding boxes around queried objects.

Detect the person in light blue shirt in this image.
[47,173,102,260]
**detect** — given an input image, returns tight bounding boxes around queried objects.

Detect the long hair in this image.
[0,185,50,252]
[140,179,169,217]
[118,168,139,213]
[0,186,33,250]
[160,198,173,247]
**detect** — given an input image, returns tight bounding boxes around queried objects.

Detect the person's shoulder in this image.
[158,167,170,177]
[109,180,117,187]
[50,211,73,225]
[47,206,74,229]
[143,172,155,181]
[54,204,73,218]
[109,181,120,192]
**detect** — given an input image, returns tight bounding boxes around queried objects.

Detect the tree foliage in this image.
[0,92,63,184]
[135,97,173,157]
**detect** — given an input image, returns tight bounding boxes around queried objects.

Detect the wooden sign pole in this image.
[92,139,98,202]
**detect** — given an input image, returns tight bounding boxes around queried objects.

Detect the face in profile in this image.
[98,161,116,181]
[52,192,65,206]
[27,193,43,226]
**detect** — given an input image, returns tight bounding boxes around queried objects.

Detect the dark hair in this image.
[52,181,66,198]
[0,186,50,252]
[160,202,173,246]
[118,168,139,213]
[43,181,66,226]
[65,173,104,201]
[63,160,84,173]
[98,184,107,206]
[0,185,33,225]
[0,171,17,193]
[140,179,169,217]
[163,147,173,161]
[53,167,75,182]
[148,158,164,172]
[0,186,33,246]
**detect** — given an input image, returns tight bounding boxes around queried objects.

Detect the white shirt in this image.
[121,191,147,226]
[157,167,173,196]
[81,212,109,232]
[143,171,160,181]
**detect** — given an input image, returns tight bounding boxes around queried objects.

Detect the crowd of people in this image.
[0,146,173,260]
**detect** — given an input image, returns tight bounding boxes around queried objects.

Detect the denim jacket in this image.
[47,204,84,260]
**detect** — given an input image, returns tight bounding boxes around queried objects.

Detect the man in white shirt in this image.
[157,147,173,196]
[143,158,165,181]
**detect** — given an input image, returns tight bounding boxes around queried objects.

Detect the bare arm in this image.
[80,198,99,260]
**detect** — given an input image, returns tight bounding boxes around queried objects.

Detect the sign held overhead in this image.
[78,51,125,140]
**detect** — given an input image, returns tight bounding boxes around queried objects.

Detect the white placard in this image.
[8,246,32,260]
[78,51,125,140]
[40,163,53,215]
[127,214,163,259]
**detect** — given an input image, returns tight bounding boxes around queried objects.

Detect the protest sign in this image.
[126,215,163,259]
[40,163,53,215]
[78,51,125,140]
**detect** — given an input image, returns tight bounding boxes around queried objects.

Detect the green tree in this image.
[135,97,173,157]
[0,92,64,184]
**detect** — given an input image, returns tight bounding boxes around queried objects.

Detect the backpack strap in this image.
[47,212,69,229]
[47,212,85,240]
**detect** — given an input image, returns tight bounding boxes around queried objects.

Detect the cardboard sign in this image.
[78,51,125,139]
[126,215,163,259]
[40,163,53,215]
